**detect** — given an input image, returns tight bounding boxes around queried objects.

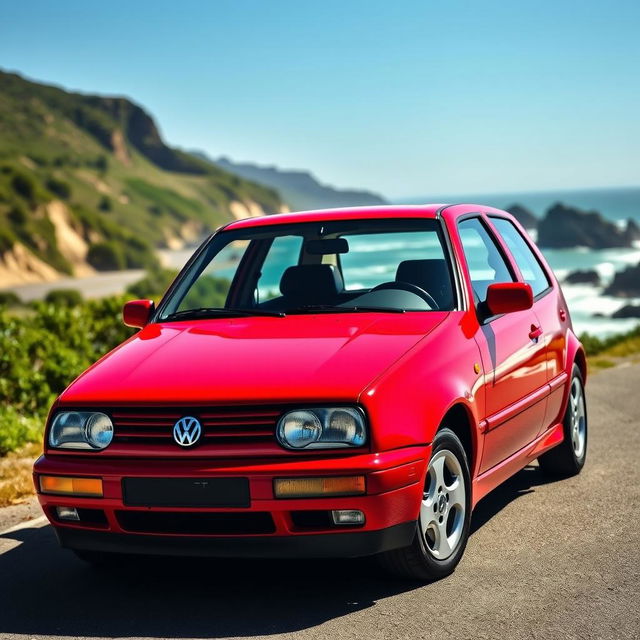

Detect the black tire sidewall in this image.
[565,365,587,469]
[413,428,472,577]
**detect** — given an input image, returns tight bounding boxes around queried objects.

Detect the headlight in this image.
[49,411,114,450]
[276,407,366,449]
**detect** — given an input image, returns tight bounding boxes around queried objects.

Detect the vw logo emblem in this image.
[173,416,202,447]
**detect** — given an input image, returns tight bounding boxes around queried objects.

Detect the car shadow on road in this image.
[470,463,563,535]
[0,524,419,638]
[0,464,559,638]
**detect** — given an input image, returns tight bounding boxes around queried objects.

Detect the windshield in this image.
[157,218,455,320]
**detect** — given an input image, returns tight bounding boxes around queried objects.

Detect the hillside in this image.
[0,70,285,285]
[202,154,387,211]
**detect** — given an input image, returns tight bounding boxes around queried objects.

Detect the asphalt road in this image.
[1,363,638,640]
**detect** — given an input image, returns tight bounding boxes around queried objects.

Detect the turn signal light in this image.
[39,475,103,497]
[274,476,365,498]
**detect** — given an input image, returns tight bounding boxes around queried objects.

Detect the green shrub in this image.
[0,226,16,252]
[0,298,134,441]
[94,155,109,173]
[8,204,28,225]
[87,241,126,270]
[0,291,22,307]
[98,195,112,211]
[44,288,83,307]
[10,171,36,201]
[0,406,42,456]
[45,176,72,200]
[121,236,160,270]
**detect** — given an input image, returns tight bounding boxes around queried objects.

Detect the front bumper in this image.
[55,521,417,558]
[34,446,429,559]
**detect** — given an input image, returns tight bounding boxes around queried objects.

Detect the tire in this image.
[378,428,471,581]
[538,364,587,478]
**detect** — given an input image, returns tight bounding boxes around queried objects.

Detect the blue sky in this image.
[2,0,639,199]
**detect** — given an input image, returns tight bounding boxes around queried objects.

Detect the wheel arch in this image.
[438,402,477,477]
[566,329,587,384]
[573,345,587,384]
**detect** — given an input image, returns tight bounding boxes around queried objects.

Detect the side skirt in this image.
[471,421,564,509]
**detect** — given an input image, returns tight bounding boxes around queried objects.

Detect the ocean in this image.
[400,186,640,336]
[402,186,640,222]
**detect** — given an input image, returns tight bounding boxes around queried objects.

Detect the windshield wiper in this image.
[163,307,285,321]
[341,305,406,313]
[286,304,405,314]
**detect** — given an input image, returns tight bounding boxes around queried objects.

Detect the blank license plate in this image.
[122,477,250,508]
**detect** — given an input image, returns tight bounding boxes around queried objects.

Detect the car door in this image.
[457,217,548,473]
[488,216,567,432]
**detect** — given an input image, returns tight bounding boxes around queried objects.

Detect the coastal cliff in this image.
[0,71,285,285]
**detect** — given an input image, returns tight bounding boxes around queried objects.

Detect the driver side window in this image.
[458,218,515,304]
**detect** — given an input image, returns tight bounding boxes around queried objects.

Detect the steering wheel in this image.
[370,281,439,310]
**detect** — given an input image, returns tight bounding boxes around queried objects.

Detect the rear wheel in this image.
[538,364,587,477]
[378,428,471,581]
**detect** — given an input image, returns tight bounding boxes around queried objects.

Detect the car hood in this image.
[60,312,448,406]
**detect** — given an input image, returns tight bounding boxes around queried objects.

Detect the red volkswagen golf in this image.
[34,204,587,580]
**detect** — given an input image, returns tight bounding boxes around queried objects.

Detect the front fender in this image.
[359,315,484,455]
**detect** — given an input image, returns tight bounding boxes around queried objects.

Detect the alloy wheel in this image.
[569,377,586,458]
[420,449,466,560]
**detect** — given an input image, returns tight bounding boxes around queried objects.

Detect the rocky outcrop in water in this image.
[623,219,640,244]
[612,304,640,319]
[537,203,637,249]
[564,269,601,286]
[604,263,640,298]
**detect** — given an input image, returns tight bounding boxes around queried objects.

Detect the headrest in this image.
[280,264,344,302]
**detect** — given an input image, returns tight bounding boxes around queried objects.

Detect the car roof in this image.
[223,204,512,231]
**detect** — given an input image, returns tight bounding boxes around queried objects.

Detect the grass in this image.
[0,442,40,507]
[579,326,640,372]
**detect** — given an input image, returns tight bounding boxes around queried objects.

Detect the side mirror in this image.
[123,300,155,328]
[485,282,533,316]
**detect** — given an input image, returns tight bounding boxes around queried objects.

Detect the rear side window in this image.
[458,218,515,304]
[490,217,550,297]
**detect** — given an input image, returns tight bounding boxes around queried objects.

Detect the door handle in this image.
[529,325,543,342]
[559,308,567,322]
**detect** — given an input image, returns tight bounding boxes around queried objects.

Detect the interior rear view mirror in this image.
[305,238,349,255]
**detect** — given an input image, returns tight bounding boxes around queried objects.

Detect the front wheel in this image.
[538,364,587,477]
[377,428,471,581]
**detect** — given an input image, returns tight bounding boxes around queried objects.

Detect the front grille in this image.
[116,510,276,535]
[111,406,280,448]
